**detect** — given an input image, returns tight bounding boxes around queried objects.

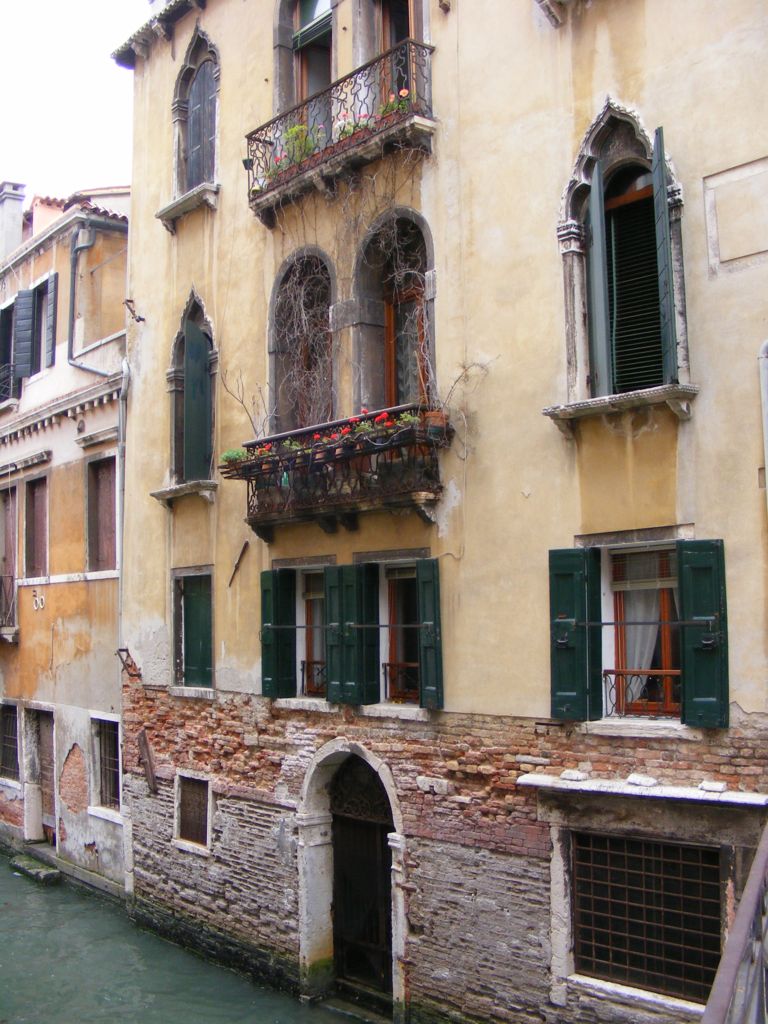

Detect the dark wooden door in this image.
[330,757,394,1005]
[38,711,55,834]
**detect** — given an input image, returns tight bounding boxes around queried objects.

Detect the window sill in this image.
[150,480,218,508]
[0,776,21,791]
[0,626,18,644]
[87,805,122,824]
[169,686,215,700]
[156,182,220,234]
[172,837,211,857]
[567,974,704,1016]
[359,703,431,721]
[0,398,19,415]
[578,718,703,741]
[542,383,699,437]
[272,697,339,713]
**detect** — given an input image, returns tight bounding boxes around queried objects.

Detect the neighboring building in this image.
[114,1,768,1022]
[0,182,128,891]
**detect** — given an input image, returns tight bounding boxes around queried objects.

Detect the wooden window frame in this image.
[24,476,47,579]
[173,569,214,688]
[87,456,117,572]
[176,774,211,848]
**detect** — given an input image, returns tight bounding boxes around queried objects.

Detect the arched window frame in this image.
[268,248,336,433]
[168,295,217,484]
[352,210,436,413]
[273,1,336,116]
[557,100,690,407]
[172,28,220,197]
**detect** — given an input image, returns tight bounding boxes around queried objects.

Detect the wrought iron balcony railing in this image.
[301,659,327,698]
[0,575,16,629]
[220,404,451,542]
[245,39,434,225]
[603,667,681,718]
[0,364,18,403]
[383,661,419,704]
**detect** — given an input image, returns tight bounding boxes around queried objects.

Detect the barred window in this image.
[572,832,721,1002]
[97,720,120,809]
[0,705,19,780]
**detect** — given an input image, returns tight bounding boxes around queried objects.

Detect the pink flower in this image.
[389,93,396,103]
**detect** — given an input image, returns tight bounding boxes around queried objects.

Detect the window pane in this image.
[179,777,208,845]
[300,0,331,27]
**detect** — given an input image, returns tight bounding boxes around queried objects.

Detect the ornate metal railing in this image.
[383,661,419,703]
[245,39,433,202]
[0,364,17,402]
[0,575,16,628]
[702,822,768,1024]
[220,404,451,540]
[301,659,327,698]
[603,668,681,718]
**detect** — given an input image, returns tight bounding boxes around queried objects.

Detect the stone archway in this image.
[296,739,407,1017]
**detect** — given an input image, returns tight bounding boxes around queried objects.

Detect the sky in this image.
[1,0,151,205]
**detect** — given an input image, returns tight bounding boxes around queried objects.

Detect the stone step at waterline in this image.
[9,854,61,885]
[320,996,392,1024]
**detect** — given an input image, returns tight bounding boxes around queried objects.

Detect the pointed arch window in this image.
[170,306,215,483]
[173,31,219,196]
[271,255,333,432]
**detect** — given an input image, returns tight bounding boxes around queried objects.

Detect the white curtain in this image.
[623,589,660,703]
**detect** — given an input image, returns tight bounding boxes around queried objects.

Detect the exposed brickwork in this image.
[59,743,88,814]
[0,787,23,828]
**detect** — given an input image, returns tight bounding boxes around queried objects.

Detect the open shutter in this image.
[183,575,213,686]
[13,290,34,380]
[260,569,296,698]
[417,558,443,709]
[678,540,728,728]
[652,126,678,385]
[45,273,57,368]
[183,321,212,482]
[549,548,602,721]
[587,162,612,397]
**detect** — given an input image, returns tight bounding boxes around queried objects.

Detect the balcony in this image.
[0,364,19,404]
[0,575,18,643]
[245,40,435,227]
[220,404,451,542]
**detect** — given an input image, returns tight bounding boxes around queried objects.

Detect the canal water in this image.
[0,856,342,1024]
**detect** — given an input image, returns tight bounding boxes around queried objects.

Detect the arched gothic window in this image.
[271,254,333,432]
[173,30,219,195]
[169,300,215,483]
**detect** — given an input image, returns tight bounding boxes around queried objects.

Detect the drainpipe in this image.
[760,340,768,518]
[68,216,128,376]
[116,357,130,649]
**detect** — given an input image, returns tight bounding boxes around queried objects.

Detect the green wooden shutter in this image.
[587,161,612,397]
[324,564,379,705]
[260,569,296,698]
[678,540,728,728]
[325,565,344,703]
[13,290,34,380]
[183,575,212,686]
[652,126,678,385]
[183,321,212,482]
[417,558,443,709]
[549,548,602,721]
[45,273,57,369]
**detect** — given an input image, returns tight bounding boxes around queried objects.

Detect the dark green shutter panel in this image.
[45,273,57,368]
[652,126,678,385]
[183,575,212,686]
[183,321,212,482]
[293,11,332,49]
[549,548,602,721]
[187,60,216,190]
[587,162,611,397]
[325,565,344,703]
[260,569,296,698]
[678,540,728,728]
[324,564,379,705]
[357,563,380,705]
[417,558,443,709]
[13,290,34,380]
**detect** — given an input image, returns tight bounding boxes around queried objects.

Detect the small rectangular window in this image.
[174,573,213,686]
[25,477,47,578]
[0,705,19,781]
[96,720,120,809]
[572,832,721,1003]
[178,776,209,845]
[87,457,116,571]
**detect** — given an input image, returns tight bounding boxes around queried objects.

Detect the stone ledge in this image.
[543,383,700,437]
[578,718,704,741]
[518,772,768,807]
[10,853,61,885]
[150,480,218,507]
[156,182,220,233]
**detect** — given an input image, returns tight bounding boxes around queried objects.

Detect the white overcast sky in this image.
[1,0,150,205]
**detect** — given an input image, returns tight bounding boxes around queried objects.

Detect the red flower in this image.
[374,412,388,423]
[341,426,351,435]
[330,432,339,440]
[349,416,359,424]
[360,407,369,415]
[313,433,322,441]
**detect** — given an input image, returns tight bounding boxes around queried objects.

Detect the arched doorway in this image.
[330,757,394,1010]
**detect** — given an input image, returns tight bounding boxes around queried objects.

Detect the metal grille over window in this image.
[0,705,19,780]
[572,832,721,1003]
[98,720,120,809]
[179,777,209,845]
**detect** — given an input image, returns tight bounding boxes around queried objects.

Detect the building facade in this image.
[0,182,128,890]
[115,1,768,1021]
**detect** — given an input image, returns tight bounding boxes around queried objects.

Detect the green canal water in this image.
[0,856,342,1024]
